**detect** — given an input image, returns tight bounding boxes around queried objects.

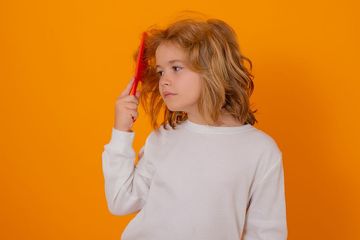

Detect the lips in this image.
[163,91,177,97]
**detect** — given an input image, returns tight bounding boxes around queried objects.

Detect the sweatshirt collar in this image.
[180,119,254,134]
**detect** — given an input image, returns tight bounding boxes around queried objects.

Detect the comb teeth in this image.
[130,32,148,96]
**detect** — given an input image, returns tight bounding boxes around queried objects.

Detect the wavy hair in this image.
[133,18,258,132]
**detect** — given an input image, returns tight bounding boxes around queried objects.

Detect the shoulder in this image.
[154,122,182,137]
[248,126,283,166]
[140,123,181,163]
[144,123,179,148]
[251,127,281,153]
[243,127,285,192]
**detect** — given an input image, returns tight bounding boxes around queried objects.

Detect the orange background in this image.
[1,0,359,239]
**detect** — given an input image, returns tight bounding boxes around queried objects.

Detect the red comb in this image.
[129,32,147,96]
[129,32,147,122]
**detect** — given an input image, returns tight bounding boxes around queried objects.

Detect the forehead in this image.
[155,42,187,63]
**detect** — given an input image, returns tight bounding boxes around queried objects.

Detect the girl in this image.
[102,18,287,240]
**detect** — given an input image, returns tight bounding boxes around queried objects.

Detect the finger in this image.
[132,112,138,119]
[135,90,141,98]
[129,110,138,119]
[119,77,135,97]
[125,103,138,110]
[121,95,139,104]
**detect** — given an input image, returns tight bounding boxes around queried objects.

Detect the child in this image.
[102,18,287,240]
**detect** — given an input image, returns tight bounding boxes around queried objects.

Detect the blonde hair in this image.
[134,18,258,132]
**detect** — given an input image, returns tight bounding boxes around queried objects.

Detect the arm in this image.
[242,153,288,240]
[101,128,155,216]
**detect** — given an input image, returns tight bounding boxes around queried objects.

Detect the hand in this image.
[114,77,141,132]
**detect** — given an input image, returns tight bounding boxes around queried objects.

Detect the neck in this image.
[186,109,243,127]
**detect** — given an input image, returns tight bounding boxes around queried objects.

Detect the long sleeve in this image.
[242,153,288,240]
[101,128,156,216]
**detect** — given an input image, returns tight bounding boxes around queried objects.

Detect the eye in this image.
[172,66,183,72]
[156,70,164,77]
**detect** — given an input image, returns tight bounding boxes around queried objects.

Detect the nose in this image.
[159,71,171,86]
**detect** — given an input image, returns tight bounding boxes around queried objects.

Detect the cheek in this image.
[182,75,202,100]
[190,73,202,92]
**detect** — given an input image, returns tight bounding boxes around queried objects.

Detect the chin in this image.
[165,104,183,112]
[166,106,179,112]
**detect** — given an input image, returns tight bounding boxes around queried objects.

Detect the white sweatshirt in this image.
[102,119,288,240]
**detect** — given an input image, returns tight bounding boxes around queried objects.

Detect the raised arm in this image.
[101,128,156,216]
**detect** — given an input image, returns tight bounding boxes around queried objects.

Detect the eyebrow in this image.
[156,59,184,68]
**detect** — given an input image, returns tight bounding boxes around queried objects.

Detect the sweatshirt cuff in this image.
[106,128,135,154]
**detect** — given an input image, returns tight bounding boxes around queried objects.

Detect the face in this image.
[155,42,202,114]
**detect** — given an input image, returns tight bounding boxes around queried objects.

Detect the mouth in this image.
[163,92,177,98]
[164,93,177,98]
